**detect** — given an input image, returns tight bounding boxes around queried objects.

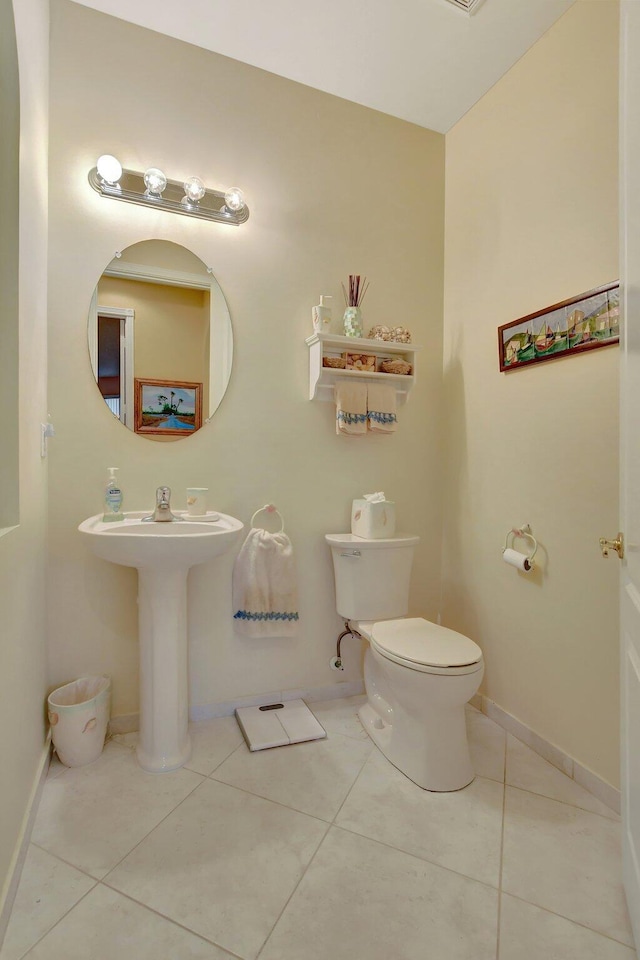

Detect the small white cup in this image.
[186,487,208,516]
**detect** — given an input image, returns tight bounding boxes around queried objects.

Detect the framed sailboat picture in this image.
[498,282,620,372]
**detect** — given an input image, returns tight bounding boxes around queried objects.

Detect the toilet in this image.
[326,533,483,791]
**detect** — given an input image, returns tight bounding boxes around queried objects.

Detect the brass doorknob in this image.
[599,532,624,559]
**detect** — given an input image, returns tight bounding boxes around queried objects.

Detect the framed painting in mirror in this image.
[134,378,203,436]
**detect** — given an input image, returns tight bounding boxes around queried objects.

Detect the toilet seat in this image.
[356,617,483,676]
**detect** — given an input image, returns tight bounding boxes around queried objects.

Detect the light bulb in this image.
[182,176,206,204]
[96,154,122,185]
[143,167,167,197]
[224,187,245,213]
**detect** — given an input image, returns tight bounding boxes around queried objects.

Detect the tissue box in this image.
[351,499,396,539]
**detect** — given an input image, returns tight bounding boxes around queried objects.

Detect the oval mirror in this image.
[88,240,232,440]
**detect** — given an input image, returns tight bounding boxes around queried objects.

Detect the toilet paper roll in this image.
[503,548,533,572]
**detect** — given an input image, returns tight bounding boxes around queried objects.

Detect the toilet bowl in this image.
[326,533,484,792]
[355,618,483,791]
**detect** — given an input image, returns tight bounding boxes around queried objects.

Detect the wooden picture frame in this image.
[498,282,620,372]
[134,378,203,436]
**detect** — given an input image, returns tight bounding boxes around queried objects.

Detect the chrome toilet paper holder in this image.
[503,524,538,569]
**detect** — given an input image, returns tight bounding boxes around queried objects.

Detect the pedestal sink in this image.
[79,510,244,773]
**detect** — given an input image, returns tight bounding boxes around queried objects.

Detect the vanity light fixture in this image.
[223,187,245,214]
[96,154,123,186]
[183,176,206,204]
[143,167,167,198]
[88,156,249,225]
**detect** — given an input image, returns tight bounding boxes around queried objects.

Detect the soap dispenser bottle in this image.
[103,467,124,522]
[312,295,332,333]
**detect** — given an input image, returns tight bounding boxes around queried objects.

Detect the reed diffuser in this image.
[342,275,369,338]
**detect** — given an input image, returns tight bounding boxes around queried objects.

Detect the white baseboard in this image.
[480,695,620,814]
[108,713,138,736]
[110,680,366,729]
[110,685,620,813]
[0,734,51,948]
[191,679,366,721]
[572,759,621,814]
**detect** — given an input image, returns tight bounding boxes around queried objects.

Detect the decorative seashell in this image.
[346,353,376,371]
[391,326,412,343]
[48,711,59,726]
[380,358,412,375]
[368,325,392,341]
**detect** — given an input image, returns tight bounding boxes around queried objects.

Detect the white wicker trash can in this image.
[48,676,111,767]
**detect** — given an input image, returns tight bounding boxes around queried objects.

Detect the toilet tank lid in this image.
[372,618,482,668]
[325,533,420,548]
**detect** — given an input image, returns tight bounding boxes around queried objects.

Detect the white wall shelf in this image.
[305,332,419,403]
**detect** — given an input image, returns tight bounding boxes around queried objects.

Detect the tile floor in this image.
[1,698,635,960]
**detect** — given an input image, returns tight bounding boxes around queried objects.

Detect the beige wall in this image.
[47,1,445,721]
[0,0,20,530]
[442,1,620,786]
[0,0,49,923]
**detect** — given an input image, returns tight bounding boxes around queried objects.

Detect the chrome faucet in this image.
[142,486,183,522]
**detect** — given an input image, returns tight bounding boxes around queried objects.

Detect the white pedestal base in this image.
[136,567,191,773]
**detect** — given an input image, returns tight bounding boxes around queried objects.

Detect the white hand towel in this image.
[335,382,368,436]
[367,383,397,433]
[233,528,299,637]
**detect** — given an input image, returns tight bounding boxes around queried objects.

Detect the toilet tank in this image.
[325,533,420,621]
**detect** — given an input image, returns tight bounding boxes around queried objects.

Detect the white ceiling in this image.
[71,0,575,133]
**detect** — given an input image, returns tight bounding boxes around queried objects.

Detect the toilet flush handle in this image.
[340,550,361,558]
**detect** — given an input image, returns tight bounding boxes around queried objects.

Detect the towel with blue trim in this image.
[335,382,368,436]
[367,382,397,433]
[232,528,299,637]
